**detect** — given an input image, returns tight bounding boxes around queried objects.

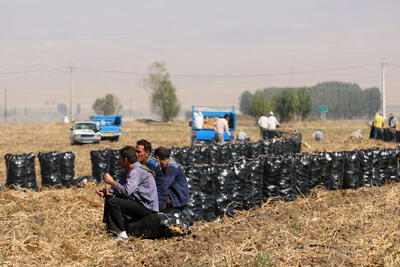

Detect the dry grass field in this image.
[1,117,400,266]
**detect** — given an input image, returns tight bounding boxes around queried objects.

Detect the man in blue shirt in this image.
[96,146,159,240]
[154,146,190,211]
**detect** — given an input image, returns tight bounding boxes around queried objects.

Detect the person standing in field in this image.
[257,113,269,139]
[372,112,384,140]
[214,114,231,145]
[388,113,398,142]
[96,146,159,240]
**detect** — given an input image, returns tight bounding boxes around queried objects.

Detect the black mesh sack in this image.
[5,153,38,191]
[248,158,265,207]
[60,151,75,187]
[90,149,110,183]
[309,153,324,188]
[343,151,361,189]
[208,143,221,164]
[263,156,282,199]
[185,166,203,221]
[108,149,126,182]
[279,155,297,201]
[38,151,62,187]
[233,159,248,210]
[199,166,217,221]
[214,164,235,217]
[293,153,311,196]
[127,210,191,239]
[358,149,373,187]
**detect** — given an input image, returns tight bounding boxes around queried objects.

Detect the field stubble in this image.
[0,118,399,266]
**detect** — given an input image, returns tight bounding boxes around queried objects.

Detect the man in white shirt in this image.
[267,111,280,130]
[214,114,231,144]
[257,114,269,139]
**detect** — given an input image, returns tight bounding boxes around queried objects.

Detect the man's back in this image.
[258,116,268,128]
[374,115,384,128]
[267,116,279,130]
[214,118,228,134]
[162,161,190,208]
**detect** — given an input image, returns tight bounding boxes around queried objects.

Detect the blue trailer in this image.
[191,106,236,145]
[92,115,122,141]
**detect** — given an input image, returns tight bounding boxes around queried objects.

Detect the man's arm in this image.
[111,169,142,197]
[224,120,231,136]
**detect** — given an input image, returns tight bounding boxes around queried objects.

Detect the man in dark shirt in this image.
[96,146,159,240]
[154,146,190,211]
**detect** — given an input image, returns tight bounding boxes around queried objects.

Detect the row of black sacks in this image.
[5,152,75,191]
[170,135,302,167]
[183,147,399,222]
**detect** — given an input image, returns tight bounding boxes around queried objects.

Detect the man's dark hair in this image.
[224,114,230,119]
[119,146,137,163]
[136,139,152,153]
[154,146,170,160]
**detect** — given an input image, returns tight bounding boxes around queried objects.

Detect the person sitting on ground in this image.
[349,129,363,140]
[135,139,167,209]
[372,112,384,140]
[96,146,159,240]
[135,139,163,177]
[236,129,249,143]
[213,114,231,145]
[312,129,325,142]
[154,146,190,212]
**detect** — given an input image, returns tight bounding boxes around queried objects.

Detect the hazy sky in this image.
[1,0,400,116]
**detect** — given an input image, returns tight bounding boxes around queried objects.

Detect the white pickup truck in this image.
[70,121,101,145]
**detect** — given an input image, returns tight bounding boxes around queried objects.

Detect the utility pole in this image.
[4,88,7,124]
[381,59,386,119]
[69,66,74,122]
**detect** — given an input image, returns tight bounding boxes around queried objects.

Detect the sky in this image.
[1,0,400,118]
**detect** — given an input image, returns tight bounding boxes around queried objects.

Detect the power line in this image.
[0,67,67,75]
[0,63,379,78]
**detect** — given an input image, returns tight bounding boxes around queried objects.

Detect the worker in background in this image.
[349,129,363,140]
[154,146,190,212]
[214,114,231,145]
[388,113,398,142]
[312,129,325,142]
[236,129,249,143]
[257,113,269,139]
[262,111,280,139]
[372,112,384,140]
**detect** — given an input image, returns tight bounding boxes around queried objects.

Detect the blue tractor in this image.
[191,106,236,145]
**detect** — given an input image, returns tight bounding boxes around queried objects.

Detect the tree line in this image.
[239,81,381,121]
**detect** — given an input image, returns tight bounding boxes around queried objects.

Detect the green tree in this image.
[92,94,122,115]
[144,61,180,121]
[273,88,299,122]
[239,91,253,115]
[249,91,271,118]
[296,87,312,120]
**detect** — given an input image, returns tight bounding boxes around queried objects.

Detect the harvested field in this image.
[0,118,399,266]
